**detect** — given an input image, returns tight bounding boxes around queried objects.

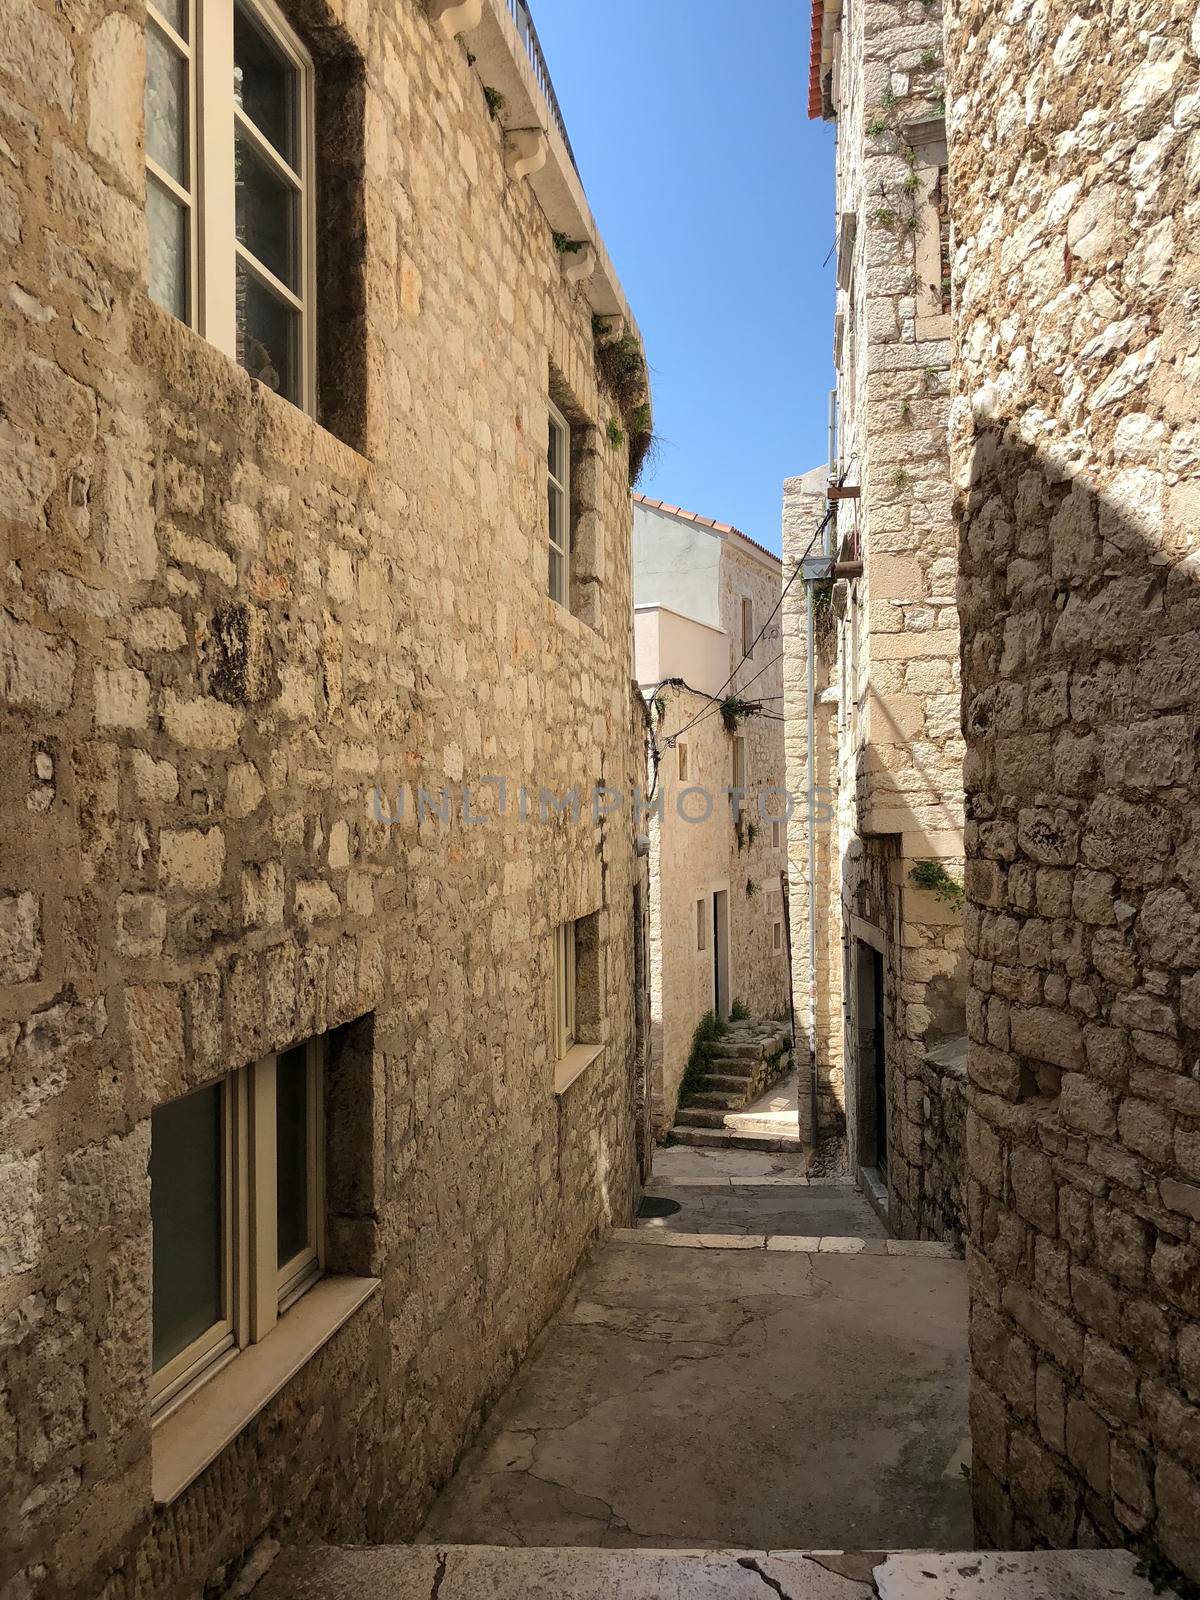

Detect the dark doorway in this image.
[871,946,887,1173]
[712,890,730,1018]
[854,938,888,1178]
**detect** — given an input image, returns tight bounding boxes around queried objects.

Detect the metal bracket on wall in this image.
[429,0,484,39]
[504,127,548,180]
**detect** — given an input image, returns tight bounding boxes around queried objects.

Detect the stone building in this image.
[0,0,652,1595]
[633,495,790,1134]
[946,0,1200,1577]
[787,0,967,1239]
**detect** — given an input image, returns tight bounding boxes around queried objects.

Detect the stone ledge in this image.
[614,1230,960,1257]
[152,1275,380,1506]
[252,1544,1180,1599]
[552,1040,604,1096]
[668,1127,807,1153]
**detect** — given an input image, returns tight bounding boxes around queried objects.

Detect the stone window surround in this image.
[548,363,603,632]
[145,0,319,412]
[150,1038,324,1425]
[142,0,370,449]
[547,397,571,607]
[152,1013,381,1504]
[551,910,607,1095]
[741,595,755,659]
[903,117,952,342]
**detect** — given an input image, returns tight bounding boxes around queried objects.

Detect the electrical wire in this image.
[642,456,858,790]
[658,459,855,751]
[660,651,785,747]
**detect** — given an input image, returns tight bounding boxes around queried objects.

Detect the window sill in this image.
[544,592,600,640]
[553,1041,605,1096]
[152,1274,380,1506]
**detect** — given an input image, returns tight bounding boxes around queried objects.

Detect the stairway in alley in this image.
[248,1152,1180,1600]
[671,1018,801,1151]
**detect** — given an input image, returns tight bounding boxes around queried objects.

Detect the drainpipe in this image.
[805,577,819,1150]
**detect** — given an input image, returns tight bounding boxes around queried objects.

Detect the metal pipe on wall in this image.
[805,577,819,1150]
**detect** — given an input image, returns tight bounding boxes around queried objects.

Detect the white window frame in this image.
[548,401,571,606]
[144,0,318,414]
[741,596,754,659]
[145,0,199,325]
[150,1036,325,1422]
[552,921,577,1061]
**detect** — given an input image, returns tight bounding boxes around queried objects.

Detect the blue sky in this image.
[532,0,836,554]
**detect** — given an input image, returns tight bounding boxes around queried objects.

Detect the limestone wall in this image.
[647,673,789,1134]
[946,0,1200,1574]
[0,2,645,1595]
[786,0,967,1215]
[723,539,790,1028]
[782,471,843,1144]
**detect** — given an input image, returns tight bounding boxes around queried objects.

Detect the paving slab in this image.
[418,1239,971,1552]
[874,1549,1179,1599]
[254,1547,1178,1600]
[644,1146,883,1239]
[255,1545,879,1599]
[648,1146,815,1188]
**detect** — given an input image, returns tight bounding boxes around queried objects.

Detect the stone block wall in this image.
[782,472,844,1145]
[786,0,967,1220]
[947,0,1200,1575]
[0,1,645,1595]
[647,674,789,1135]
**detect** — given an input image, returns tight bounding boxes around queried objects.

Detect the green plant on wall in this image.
[483,85,504,118]
[730,998,750,1022]
[552,231,585,255]
[680,1010,727,1098]
[606,418,625,450]
[745,878,759,899]
[909,860,965,910]
[592,320,656,487]
[720,695,755,734]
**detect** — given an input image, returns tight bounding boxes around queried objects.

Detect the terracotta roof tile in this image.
[632,493,781,566]
[809,0,825,119]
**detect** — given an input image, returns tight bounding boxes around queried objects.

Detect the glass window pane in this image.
[234,1,298,166]
[153,0,188,40]
[547,416,562,481]
[147,178,187,322]
[549,544,563,604]
[151,1083,223,1371]
[145,23,186,182]
[276,1045,310,1268]
[235,132,297,289]
[236,258,299,401]
[548,481,565,552]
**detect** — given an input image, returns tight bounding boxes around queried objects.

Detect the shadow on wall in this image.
[957,422,1200,1582]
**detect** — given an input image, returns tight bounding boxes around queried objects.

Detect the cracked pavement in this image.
[416,1196,971,1553]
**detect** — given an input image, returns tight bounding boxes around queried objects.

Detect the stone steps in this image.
[699,1073,755,1095]
[669,1126,805,1152]
[250,1543,1179,1599]
[673,1016,794,1141]
[674,1106,734,1129]
[687,1088,750,1111]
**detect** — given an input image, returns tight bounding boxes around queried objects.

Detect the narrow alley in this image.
[417,1145,970,1554]
[3,0,1198,1592]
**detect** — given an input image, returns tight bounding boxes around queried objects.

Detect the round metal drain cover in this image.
[638,1196,682,1219]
